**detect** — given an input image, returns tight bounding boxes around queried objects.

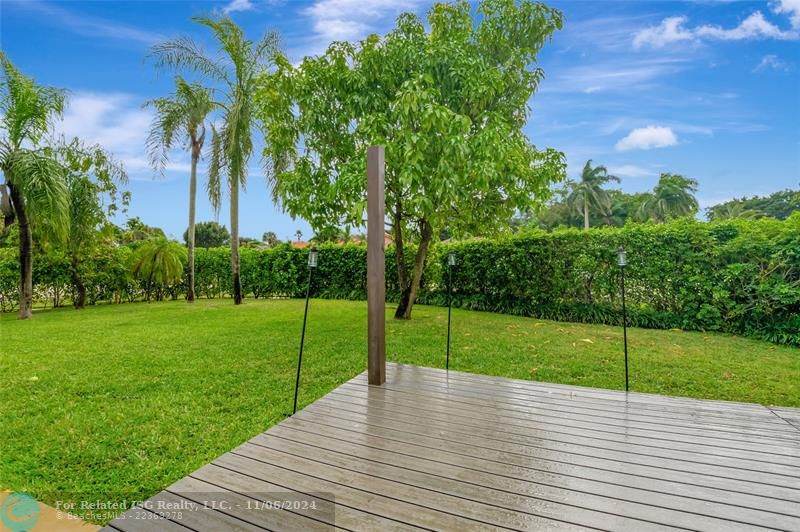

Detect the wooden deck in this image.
[102,362,800,531]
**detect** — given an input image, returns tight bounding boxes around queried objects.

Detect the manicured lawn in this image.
[1,298,798,524]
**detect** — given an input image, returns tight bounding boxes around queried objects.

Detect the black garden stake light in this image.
[446,250,456,371]
[292,246,318,415]
[617,246,629,392]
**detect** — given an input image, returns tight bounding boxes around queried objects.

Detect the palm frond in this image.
[8,149,69,244]
[149,37,226,82]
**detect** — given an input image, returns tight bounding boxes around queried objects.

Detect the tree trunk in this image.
[396,220,432,320]
[187,142,199,303]
[230,177,242,304]
[70,253,86,309]
[8,181,33,319]
[392,201,410,319]
[583,198,590,230]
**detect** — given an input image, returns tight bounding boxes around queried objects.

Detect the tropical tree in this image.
[0,52,68,319]
[131,237,186,301]
[117,217,165,245]
[56,139,128,309]
[706,188,799,221]
[566,160,620,230]
[259,0,565,319]
[145,76,217,303]
[262,231,278,246]
[151,17,280,305]
[185,220,230,248]
[639,173,699,222]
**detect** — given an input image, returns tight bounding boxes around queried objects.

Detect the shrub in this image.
[1,215,798,345]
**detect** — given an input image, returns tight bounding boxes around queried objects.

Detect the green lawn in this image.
[1,298,798,524]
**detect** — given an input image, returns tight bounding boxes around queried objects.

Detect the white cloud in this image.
[302,0,423,42]
[695,11,796,40]
[633,10,798,48]
[222,0,255,15]
[633,16,695,48]
[773,0,800,29]
[544,58,687,94]
[753,54,792,71]
[607,164,655,178]
[615,126,678,152]
[55,92,191,179]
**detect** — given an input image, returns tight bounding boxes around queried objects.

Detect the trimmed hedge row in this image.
[2,215,798,345]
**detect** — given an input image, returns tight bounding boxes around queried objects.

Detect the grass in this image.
[1,298,798,524]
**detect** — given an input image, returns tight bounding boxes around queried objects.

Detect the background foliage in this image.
[2,215,798,345]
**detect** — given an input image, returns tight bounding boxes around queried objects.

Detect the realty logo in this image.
[1,492,40,532]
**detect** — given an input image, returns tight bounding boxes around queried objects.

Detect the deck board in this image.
[102,362,800,531]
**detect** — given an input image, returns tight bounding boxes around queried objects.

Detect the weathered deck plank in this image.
[102,362,800,531]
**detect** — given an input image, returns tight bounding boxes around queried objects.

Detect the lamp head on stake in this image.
[308,246,319,269]
[448,251,456,267]
[617,246,627,268]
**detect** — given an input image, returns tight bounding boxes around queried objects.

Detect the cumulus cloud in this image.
[55,92,190,178]
[615,126,678,152]
[222,0,255,15]
[773,0,800,29]
[633,8,798,48]
[302,0,423,42]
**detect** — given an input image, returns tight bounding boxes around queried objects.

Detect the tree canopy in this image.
[185,220,230,248]
[258,0,565,318]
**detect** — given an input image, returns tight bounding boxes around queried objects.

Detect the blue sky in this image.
[2,0,799,240]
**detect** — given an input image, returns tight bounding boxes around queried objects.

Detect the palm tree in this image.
[638,173,699,222]
[145,76,216,303]
[567,160,620,230]
[151,17,279,305]
[0,53,69,319]
[131,237,187,301]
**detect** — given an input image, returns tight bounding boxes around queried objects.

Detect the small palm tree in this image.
[567,160,620,230]
[145,76,217,303]
[639,173,699,222]
[0,53,69,319]
[151,17,280,305]
[131,238,187,301]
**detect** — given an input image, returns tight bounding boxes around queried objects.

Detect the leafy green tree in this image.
[0,53,68,319]
[185,220,230,248]
[56,139,128,309]
[145,76,217,303]
[259,0,565,318]
[152,17,280,305]
[566,160,620,230]
[707,189,799,221]
[118,217,165,245]
[639,173,699,222]
[131,237,186,301]
[262,231,279,246]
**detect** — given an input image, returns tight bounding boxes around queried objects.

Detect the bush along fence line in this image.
[1,215,798,346]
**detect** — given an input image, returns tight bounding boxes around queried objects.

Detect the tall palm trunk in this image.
[583,190,590,230]
[187,139,199,303]
[230,179,242,304]
[7,180,33,319]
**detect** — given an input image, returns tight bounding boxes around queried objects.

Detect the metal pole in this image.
[620,265,629,392]
[446,262,453,371]
[292,267,313,415]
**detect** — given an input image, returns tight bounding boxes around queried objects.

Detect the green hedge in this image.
[2,215,798,345]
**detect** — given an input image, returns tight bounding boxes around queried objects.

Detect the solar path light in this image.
[446,250,456,371]
[292,246,318,415]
